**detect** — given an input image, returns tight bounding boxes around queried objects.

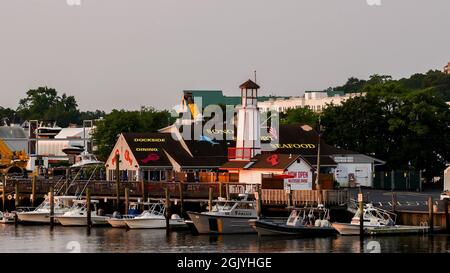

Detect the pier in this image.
[0,177,350,208]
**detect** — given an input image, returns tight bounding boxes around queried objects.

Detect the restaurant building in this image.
[105,79,384,188]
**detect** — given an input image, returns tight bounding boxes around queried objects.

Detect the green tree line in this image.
[282,70,450,180]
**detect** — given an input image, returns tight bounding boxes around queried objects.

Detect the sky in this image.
[0,0,449,112]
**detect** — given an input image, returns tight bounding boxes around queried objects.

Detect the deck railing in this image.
[2,178,348,206]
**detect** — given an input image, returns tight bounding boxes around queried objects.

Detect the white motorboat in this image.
[71,152,103,168]
[17,196,76,224]
[0,211,15,224]
[187,194,258,234]
[124,202,185,229]
[332,203,429,235]
[56,200,110,226]
[107,202,141,228]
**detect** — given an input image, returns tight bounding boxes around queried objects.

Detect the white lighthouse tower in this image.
[233,79,261,161]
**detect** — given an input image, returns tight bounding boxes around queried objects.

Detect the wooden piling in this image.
[178,182,184,217]
[86,187,92,229]
[359,192,364,238]
[49,186,54,229]
[219,181,223,198]
[165,188,170,232]
[208,187,213,212]
[428,196,434,234]
[256,185,262,217]
[392,192,397,213]
[124,187,129,215]
[445,198,449,233]
[14,183,19,209]
[31,174,36,207]
[141,180,146,204]
[226,183,230,200]
[115,154,120,211]
[1,175,5,211]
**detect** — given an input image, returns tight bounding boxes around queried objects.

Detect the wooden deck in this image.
[1,178,349,206]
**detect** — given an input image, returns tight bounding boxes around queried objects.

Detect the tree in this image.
[321,87,450,181]
[332,77,367,93]
[0,107,19,125]
[92,107,173,160]
[16,87,80,127]
[280,107,319,126]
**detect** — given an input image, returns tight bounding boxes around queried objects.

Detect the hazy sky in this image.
[0,0,449,111]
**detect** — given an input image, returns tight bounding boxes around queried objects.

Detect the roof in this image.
[267,124,354,156]
[122,133,192,167]
[301,155,338,167]
[246,153,302,170]
[239,79,260,90]
[220,153,328,171]
[183,90,288,108]
[122,131,232,168]
[0,126,27,139]
[0,126,28,152]
[55,128,92,139]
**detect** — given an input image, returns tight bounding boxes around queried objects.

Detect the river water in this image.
[0,225,449,253]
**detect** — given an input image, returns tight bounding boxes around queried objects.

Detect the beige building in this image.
[258,91,364,113]
[444,62,450,75]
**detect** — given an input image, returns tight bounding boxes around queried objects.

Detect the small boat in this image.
[56,200,110,226]
[107,202,141,228]
[17,196,76,224]
[0,211,15,224]
[36,123,62,138]
[70,152,103,168]
[332,203,429,236]
[249,205,337,237]
[124,202,185,229]
[187,194,257,234]
[62,145,85,155]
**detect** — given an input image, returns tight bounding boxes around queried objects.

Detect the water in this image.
[1,225,449,253]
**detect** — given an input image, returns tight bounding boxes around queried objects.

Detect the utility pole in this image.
[315,116,323,203]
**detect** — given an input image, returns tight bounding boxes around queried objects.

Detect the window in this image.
[150,170,160,181]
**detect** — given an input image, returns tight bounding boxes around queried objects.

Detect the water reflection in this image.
[0,225,449,253]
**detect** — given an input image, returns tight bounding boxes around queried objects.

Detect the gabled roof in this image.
[246,153,303,170]
[122,133,191,167]
[221,153,324,171]
[239,79,260,90]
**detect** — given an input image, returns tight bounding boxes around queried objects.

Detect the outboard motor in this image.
[112,211,122,219]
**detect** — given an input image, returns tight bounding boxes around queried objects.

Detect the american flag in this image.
[268,127,278,139]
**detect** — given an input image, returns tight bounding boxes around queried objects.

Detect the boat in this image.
[249,205,337,237]
[17,196,76,224]
[332,203,429,235]
[70,152,103,168]
[186,194,257,234]
[107,202,141,228]
[62,145,85,156]
[124,202,185,229]
[56,200,110,226]
[0,211,15,224]
[36,123,62,138]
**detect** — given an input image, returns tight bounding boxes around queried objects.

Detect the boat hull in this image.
[187,212,256,234]
[17,212,64,224]
[124,218,166,229]
[249,219,337,237]
[332,223,429,236]
[57,216,110,226]
[107,218,128,228]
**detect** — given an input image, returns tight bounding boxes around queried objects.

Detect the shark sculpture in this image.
[198,135,219,146]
